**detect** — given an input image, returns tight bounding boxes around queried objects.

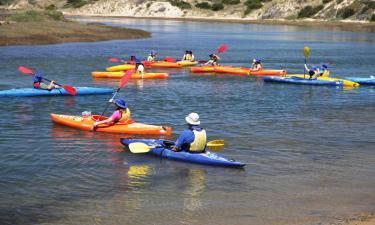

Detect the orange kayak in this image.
[92,71,169,79]
[143,61,182,68]
[190,66,215,73]
[214,66,286,76]
[51,113,172,135]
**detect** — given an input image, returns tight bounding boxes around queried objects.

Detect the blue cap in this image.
[256,58,262,63]
[321,63,328,69]
[115,98,127,109]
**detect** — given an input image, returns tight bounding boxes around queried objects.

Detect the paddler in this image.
[91,98,132,131]
[182,50,195,62]
[135,59,145,78]
[33,72,60,90]
[128,55,137,64]
[172,112,207,153]
[251,58,263,71]
[320,64,330,77]
[205,53,220,66]
[147,50,157,62]
[304,64,320,79]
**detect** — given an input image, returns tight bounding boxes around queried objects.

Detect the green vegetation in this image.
[65,0,98,8]
[336,6,355,19]
[7,10,65,22]
[336,0,343,4]
[244,0,262,15]
[195,2,211,9]
[212,2,224,11]
[371,14,375,22]
[222,0,240,5]
[297,5,324,18]
[322,0,332,4]
[169,0,192,9]
[368,1,375,9]
[0,0,13,5]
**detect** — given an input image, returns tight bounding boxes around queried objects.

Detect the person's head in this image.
[150,50,157,56]
[114,98,127,110]
[252,58,256,63]
[209,54,214,58]
[130,56,136,61]
[185,49,190,53]
[256,58,261,64]
[321,63,328,70]
[33,72,43,83]
[311,65,318,71]
[185,112,200,126]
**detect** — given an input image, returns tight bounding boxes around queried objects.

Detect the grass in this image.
[7,10,65,22]
[222,0,240,5]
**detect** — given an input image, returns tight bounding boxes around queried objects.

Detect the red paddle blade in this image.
[217,44,228,54]
[63,86,76,96]
[119,69,134,89]
[109,57,120,63]
[164,57,175,62]
[18,66,34,75]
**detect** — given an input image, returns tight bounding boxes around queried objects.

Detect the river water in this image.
[0,17,374,225]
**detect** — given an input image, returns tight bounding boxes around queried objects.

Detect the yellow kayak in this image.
[92,71,169,79]
[106,64,135,72]
[287,74,360,87]
[176,61,198,67]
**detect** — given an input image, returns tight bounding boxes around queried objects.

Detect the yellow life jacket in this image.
[321,69,330,77]
[184,54,192,61]
[118,109,131,123]
[189,129,207,152]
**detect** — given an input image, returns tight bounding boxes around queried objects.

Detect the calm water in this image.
[0,18,374,225]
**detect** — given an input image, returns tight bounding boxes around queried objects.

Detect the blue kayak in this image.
[0,87,113,97]
[345,77,375,85]
[120,139,246,168]
[263,76,343,86]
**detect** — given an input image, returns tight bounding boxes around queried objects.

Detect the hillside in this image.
[1,0,374,22]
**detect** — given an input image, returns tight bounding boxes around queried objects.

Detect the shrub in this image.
[297,5,324,18]
[44,9,65,21]
[322,0,332,4]
[244,0,262,15]
[195,2,211,9]
[45,4,56,10]
[336,7,355,19]
[0,0,13,5]
[212,2,224,11]
[169,0,192,9]
[65,0,88,8]
[336,0,343,4]
[368,1,375,9]
[371,14,375,22]
[222,0,240,5]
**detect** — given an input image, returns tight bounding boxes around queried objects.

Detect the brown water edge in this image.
[65,13,375,33]
[0,20,150,46]
[332,213,375,225]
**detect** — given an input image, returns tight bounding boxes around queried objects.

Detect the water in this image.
[0,17,374,225]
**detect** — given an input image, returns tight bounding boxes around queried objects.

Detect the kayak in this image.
[190,66,215,73]
[51,114,172,135]
[106,64,135,72]
[176,61,198,67]
[214,66,286,76]
[143,61,182,68]
[345,77,375,85]
[287,74,360,87]
[0,87,113,97]
[91,71,169,79]
[120,139,246,168]
[263,76,343,86]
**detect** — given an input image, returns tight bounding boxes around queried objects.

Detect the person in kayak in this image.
[205,54,220,66]
[251,58,263,71]
[182,50,195,62]
[172,112,207,153]
[304,64,320,79]
[320,64,330,77]
[127,55,137,64]
[135,59,145,78]
[33,72,60,90]
[147,50,157,62]
[91,98,132,130]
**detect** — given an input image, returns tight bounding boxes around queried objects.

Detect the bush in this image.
[65,0,88,8]
[244,0,262,15]
[211,2,224,11]
[371,14,375,22]
[7,10,65,22]
[44,10,65,21]
[45,4,56,10]
[368,1,375,9]
[336,7,355,19]
[169,0,192,9]
[0,0,13,5]
[322,0,332,4]
[222,0,240,5]
[336,0,343,4]
[195,2,211,9]
[297,5,324,18]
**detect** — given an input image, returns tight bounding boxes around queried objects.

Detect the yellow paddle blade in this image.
[207,139,225,151]
[303,46,310,58]
[128,142,153,153]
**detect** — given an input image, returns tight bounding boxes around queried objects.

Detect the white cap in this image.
[185,112,200,125]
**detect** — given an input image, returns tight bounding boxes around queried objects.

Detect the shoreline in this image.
[64,12,375,33]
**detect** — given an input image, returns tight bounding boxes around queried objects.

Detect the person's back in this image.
[182,50,194,61]
[320,64,330,77]
[251,58,263,71]
[147,50,157,62]
[304,64,320,79]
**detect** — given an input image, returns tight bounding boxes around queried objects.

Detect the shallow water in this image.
[0,17,374,225]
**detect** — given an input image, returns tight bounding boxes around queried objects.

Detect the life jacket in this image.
[184,54,192,61]
[33,82,41,89]
[253,63,262,70]
[116,109,132,124]
[189,129,207,152]
[147,55,156,62]
[320,69,330,77]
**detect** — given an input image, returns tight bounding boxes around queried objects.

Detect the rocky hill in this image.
[1,0,374,22]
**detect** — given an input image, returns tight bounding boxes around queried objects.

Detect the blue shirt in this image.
[175,126,202,150]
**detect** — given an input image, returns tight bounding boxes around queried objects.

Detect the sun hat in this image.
[256,58,261,63]
[185,112,200,125]
[115,98,127,109]
[33,72,43,82]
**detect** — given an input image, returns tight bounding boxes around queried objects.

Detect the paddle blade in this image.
[109,57,120,63]
[63,85,76,96]
[303,46,310,58]
[164,57,175,62]
[119,69,133,88]
[129,142,153,153]
[217,44,228,54]
[207,139,225,151]
[18,66,34,75]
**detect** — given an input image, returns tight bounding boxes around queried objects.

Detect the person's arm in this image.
[172,130,189,151]
[191,54,195,61]
[304,64,309,71]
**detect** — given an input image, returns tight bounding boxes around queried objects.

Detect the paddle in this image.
[164,57,175,62]
[217,43,228,54]
[109,57,120,63]
[96,69,134,122]
[18,66,76,96]
[303,46,310,79]
[129,139,225,153]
